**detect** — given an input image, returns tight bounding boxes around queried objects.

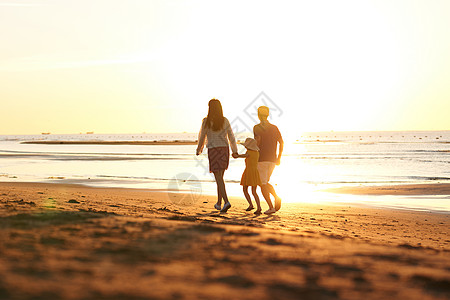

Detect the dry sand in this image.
[0,182,449,300]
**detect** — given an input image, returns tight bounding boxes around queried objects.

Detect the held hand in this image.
[232,152,239,159]
[196,149,201,156]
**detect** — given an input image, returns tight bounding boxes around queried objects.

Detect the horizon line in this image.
[1,129,450,136]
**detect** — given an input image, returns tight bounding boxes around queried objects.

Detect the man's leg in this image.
[267,183,282,211]
[260,184,273,209]
[264,163,280,211]
[258,162,276,214]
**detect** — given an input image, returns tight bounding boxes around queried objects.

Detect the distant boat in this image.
[86,132,94,134]
[41,132,51,135]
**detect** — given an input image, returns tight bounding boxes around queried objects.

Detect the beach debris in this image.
[10,199,36,206]
[261,238,284,246]
[68,199,80,204]
[167,215,197,222]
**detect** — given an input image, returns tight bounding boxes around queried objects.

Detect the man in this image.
[253,106,283,214]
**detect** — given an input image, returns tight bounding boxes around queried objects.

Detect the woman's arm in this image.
[196,119,207,155]
[225,118,238,155]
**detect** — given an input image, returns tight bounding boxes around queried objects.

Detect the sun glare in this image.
[1,1,449,134]
[270,141,321,204]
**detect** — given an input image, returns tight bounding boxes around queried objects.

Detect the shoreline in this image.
[323,183,450,196]
[20,140,198,145]
[0,181,449,299]
[3,180,450,213]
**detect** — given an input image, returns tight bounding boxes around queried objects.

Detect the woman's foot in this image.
[254,209,262,215]
[220,202,231,213]
[264,208,276,215]
[214,203,221,210]
[245,205,254,211]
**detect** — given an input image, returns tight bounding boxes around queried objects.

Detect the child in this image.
[236,138,262,214]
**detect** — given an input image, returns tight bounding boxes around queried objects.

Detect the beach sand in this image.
[0,182,449,300]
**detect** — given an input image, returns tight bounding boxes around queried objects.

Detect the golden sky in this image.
[1,0,449,134]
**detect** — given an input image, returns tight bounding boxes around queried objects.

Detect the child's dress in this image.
[240,150,262,186]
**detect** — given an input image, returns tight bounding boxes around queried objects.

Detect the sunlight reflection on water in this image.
[1,131,449,212]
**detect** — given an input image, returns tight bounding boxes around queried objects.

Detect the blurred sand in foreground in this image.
[0,182,449,300]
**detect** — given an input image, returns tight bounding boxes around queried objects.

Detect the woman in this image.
[196,99,238,213]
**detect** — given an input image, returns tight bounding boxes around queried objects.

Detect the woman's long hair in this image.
[205,99,225,131]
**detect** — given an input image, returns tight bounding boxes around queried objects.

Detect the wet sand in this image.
[0,182,449,300]
[325,183,450,196]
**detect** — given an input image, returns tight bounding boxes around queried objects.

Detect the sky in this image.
[1,0,449,135]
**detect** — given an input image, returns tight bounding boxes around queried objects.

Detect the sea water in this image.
[0,131,449,212]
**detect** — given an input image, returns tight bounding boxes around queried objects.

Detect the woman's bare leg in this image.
[213,170,231,212]
[215,177,223,207]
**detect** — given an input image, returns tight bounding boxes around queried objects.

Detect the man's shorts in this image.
[257,162,276,185]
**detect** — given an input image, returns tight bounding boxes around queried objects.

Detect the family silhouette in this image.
[196,99,284,214]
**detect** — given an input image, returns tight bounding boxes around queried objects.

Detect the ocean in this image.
[0,131,449,212]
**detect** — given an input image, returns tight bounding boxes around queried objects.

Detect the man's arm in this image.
[253,125,261,147]
[276,129,283,165]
